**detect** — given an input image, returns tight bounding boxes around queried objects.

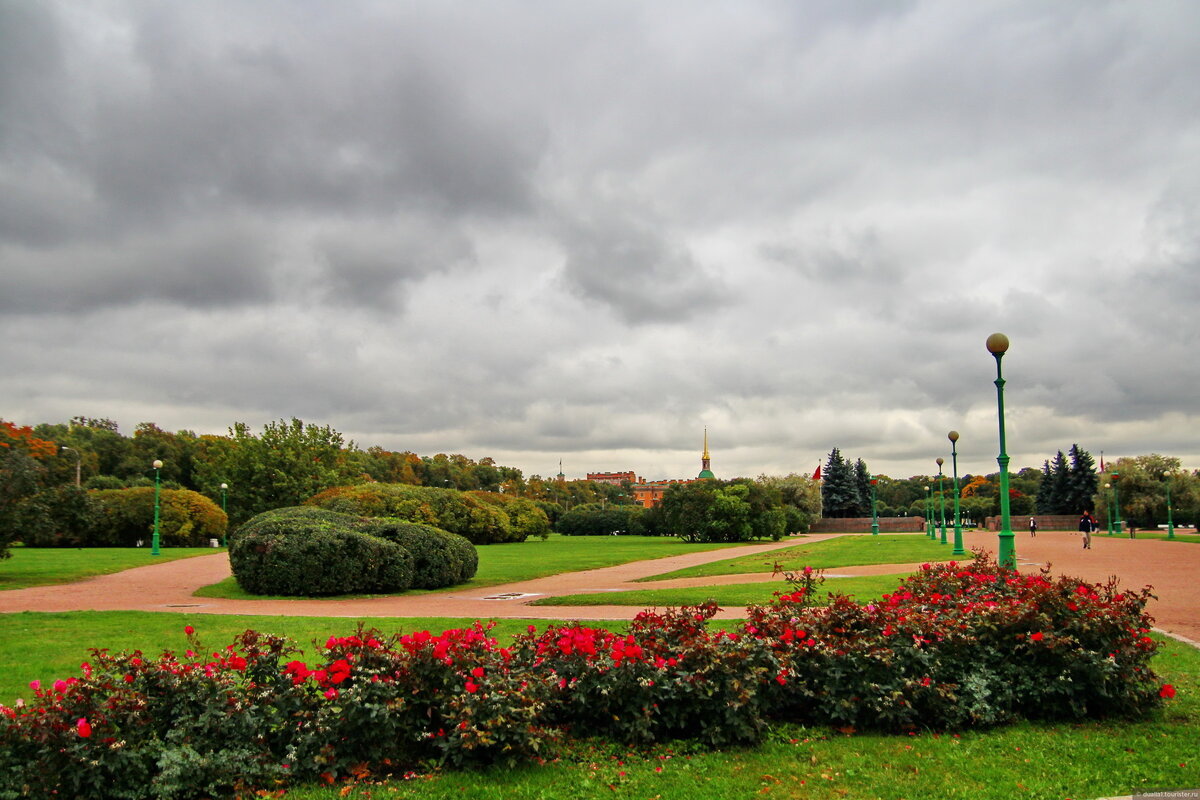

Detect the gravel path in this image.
[2,530,1197,642]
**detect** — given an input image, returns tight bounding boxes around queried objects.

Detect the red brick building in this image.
[586,471,638,485]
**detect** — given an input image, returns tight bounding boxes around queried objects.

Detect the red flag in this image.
[812,464,821,480]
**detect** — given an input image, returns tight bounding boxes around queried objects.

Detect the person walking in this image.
[1079,511,1093,549]
[1029,517,1038,537]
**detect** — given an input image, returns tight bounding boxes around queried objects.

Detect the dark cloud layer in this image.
[2,1,1199,480]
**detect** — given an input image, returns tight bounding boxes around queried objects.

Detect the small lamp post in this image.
[1111,472,1123,535]
[936,457,947,544]
[61,446,82,487]
[986,332,1016,570]
[220,483,229,547]
[948,431,965,555]
[925,485,934,538]
[151,459,163,556]
[1165,477,1176,541]
[1104,482,1114,535]
[870,477,880,535]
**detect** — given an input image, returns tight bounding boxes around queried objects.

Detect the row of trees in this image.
[557,475,824,542]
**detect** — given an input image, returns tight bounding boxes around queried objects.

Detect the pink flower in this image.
[53,679,67,694]
[76,717,92,738]
[324,688,338,700]
[28,680,39,692]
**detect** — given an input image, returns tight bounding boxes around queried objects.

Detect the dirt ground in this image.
[2,530,1197,644]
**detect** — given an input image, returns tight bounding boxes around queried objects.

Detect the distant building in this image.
[586,471,638,485]
[630,430,716,508]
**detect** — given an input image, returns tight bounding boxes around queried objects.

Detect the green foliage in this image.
[1098,455,1199,529]
[366,520,479,589]
[757,473,822,533]
[229,507,415,596]
[305,483,521,544]
[556,503,649,536]
[660,480,784,543]
[467,492,552,540]
[17,487,225,548]
[821,448,863,518]
[12,485,98,547]
[193,419,369,525]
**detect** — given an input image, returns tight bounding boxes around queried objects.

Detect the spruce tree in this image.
[853,458,872,517]
[821,448,858,518]
[1066,444,1099,514]
[1036,459,1056,514]
[1047,451,1071,513]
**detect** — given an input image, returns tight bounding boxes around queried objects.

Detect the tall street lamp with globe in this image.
[870,477,880,535]
[220,483,229,547]
[987,333,1016,569]
[151,460,164,556]
[936,457,947,544]
[948,431,965,556]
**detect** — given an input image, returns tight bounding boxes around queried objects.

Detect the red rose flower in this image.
[1160,684,1176,699]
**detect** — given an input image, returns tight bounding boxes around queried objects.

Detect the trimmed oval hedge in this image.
[229,507,477,596]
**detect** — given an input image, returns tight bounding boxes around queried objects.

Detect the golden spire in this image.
[703,427,710,460]
[698,427,714,479]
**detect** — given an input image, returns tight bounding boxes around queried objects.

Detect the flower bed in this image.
[0,555,1173,798]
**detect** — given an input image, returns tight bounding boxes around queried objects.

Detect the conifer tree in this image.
[820,448,858,518]
[1066,444,1099,514]
[853,458,872,517]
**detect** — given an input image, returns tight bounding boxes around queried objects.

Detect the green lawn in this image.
[0,546,223,591]
[196,534,752,599]
[640,534,959,582]
[275,635,1200,800]
[530,574,906,608]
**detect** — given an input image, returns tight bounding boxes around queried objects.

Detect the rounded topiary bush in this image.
[364,520,478,588]
[230,507,414,596]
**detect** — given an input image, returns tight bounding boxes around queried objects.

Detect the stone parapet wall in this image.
[810,517,927,533]
[984,514,1080,532]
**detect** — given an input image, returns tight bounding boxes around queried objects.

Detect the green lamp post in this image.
[870,477,880,535]
[1111,472,1123,535]
[986,333,1016,570]
[948,431,965,555]
[151,459,163,556]
[1104,482,1114,535]
[925,486,933,538]
[1165,477,1176,541]
[936,457,947,544]
[220,483,229,547]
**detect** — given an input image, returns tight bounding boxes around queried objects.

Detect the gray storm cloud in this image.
[1,0,1199,480]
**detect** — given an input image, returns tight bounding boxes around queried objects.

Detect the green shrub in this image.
[229,507,414,596]
[17,487,225,547]
[306,484,520,544]
[14,485,98,547]
[556,503,648,536]
[364,519,478,588]
[468,491,552,540]
[83,475,125,490]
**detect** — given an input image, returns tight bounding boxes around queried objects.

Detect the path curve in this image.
[2,531,1198,642]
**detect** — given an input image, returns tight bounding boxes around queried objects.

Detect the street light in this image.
[1165,477,1176,541]
[220,483,229,547]
[925,485,934,538]
[1111,472,1123,535]
[61,446,81,487]
[936,457,947,544]
[1104,482,1114,535]
[948,431,965,556]
[870,477,880,535]
[151,459,163,556]
[986,332,1016,569]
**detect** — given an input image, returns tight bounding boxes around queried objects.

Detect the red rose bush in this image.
[0,554,1171,798]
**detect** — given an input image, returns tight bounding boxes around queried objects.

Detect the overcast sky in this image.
[2,1,1198,483]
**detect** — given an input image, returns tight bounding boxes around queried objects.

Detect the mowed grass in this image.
[281,635,1200,800]
[640,533,959,582]
[195,534,753,599]
[530,574,906,608]
[0,546,223,591]
[0,611,560,706]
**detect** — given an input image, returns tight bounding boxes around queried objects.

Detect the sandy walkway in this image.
[2,530,1197,642]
